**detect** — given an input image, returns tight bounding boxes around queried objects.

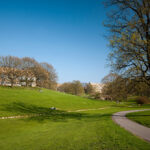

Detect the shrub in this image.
[89,92,101,100]
[136,96,150,105]
[58,80,84,96]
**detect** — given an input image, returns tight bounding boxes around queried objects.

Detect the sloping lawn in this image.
[127,110,150,128]
[0,86,113,117]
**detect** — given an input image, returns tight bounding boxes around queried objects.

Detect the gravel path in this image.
[67,107,109,112]
[112,109,150,142]
[0,114,41,119]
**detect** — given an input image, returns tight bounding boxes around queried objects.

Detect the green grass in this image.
[0,86,150,150]
[0,86,114,117]
[127,110,150,128]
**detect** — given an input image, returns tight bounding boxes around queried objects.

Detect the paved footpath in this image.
[112,109,150,142]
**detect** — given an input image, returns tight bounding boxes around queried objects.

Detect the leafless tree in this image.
[0,56,22,87]
[21,57,37,86]
[40,62,58,90]
[104,0,150,86]
[0,56,58,89]
[58,80,84,96]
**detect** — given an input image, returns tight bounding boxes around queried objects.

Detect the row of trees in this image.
[0,56,57,89]
[101,73,150,101]
[58,81,96,96]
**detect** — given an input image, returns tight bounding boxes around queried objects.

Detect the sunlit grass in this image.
[0,86,113,117]
[127,110,150,128]
[0,86,150,150]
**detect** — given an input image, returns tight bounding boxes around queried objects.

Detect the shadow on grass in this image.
[2,102,112,122]
[127,114,150,117]
[111,104,149,109]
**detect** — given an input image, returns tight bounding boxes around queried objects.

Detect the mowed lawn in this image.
[0,87,150,150]
[127,110,150,128]
[0,87,112,117]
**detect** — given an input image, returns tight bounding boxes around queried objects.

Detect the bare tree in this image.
[21,57,48,88]
[21,57,37,86]
[104,0,150,86]
[84,83,95,94]
[58,80,84,96]
[101,73,128,101]
[40,62,58,90]
[0,56,58,89]
[0,56,22,87]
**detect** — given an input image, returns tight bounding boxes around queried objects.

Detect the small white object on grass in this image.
[50,107,56,110]
[39,90,43,93]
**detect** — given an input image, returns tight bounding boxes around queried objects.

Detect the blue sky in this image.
[0,0,110,83]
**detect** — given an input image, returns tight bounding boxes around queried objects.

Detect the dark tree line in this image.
[0,56,57,89]
[58,81,96,96]
[101,73,150,101]
[58,80,84,96]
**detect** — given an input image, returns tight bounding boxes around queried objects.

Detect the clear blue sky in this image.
[0,0,110,83]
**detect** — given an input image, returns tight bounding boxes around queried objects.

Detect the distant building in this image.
[19,76,36,87]
[90,83,104,93]
[57,83,62,88]
[0,67,36,87]
[0,76,36,87]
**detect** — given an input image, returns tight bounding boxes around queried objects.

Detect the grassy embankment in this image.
[0,86,150,150]
[127,110,150,128]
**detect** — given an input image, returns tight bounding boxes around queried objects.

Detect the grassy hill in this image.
[0,87,150,150]
[0,86,113,117]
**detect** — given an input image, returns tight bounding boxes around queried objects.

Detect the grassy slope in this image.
[0,87,150,150]
[127,110,150,128]
[0,86,112,117]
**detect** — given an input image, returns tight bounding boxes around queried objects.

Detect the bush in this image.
[58,80,84,96]
[136,96,150,105]
[89,92,101,100]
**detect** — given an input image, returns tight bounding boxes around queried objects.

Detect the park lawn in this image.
[0,86,150,150]
[0,108,150,150]
[0,86,114,117]
[127,110,150,128]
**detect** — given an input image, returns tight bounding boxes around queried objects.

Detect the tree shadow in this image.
[2,102,112,122]
[127,114,150,117]
[2,102,61,115]
[111,104,141,109]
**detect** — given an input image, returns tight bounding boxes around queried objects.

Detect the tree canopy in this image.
[104,0,150,86]
[0,56,57,89]
[58,80,84,96]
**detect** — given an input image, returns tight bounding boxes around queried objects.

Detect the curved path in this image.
[112,109,150,142]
